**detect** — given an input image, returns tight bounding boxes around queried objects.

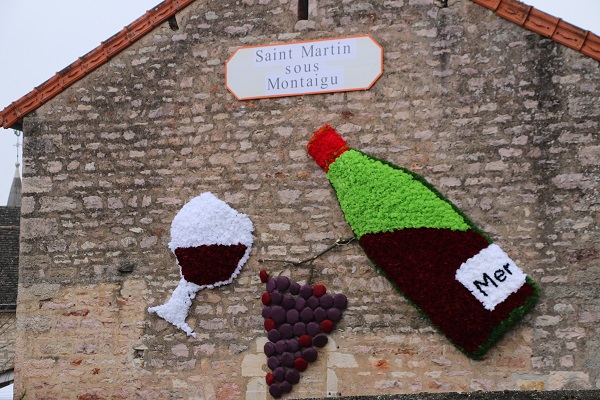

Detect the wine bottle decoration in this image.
[260,270,347,398]
[307,125,539,359]
[148,192,254,337]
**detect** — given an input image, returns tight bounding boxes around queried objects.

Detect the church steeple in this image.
[7,162,21,207]
[6,130,22,207]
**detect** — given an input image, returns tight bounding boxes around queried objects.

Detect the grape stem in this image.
[258,237,356,266]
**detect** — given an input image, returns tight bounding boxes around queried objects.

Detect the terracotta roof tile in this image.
[470,0,600,61]
[524,8,560,38]
[496,0,532,26]
[0,0,598,130]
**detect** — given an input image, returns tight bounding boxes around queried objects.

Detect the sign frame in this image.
[225,34,384,101]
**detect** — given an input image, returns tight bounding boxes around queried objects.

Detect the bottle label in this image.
[455,244,527,311]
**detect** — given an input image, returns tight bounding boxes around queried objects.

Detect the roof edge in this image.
[470,0,600,59]
[0,0,196,130]
[1,0,599,130]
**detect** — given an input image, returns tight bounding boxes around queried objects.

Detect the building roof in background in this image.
[6,164,21,208]
[0,0,598,131]
[0,207,19,309]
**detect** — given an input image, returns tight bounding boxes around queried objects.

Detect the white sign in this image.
[455,244,527,311]
[226,35,383,100]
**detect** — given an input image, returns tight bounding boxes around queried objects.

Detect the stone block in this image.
[548,371,592,390]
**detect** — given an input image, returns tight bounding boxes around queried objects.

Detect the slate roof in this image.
[0,0,599,130]
[0,207,20,309]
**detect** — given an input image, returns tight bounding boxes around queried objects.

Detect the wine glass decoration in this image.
[148,192,254,337]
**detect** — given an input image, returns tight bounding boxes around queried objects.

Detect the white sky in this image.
[0,1,599,203]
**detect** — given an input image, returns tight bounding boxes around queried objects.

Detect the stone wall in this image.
[14,0,600,398]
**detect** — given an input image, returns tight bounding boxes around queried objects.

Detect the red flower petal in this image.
[264,318,276,332]
[293,358,308,372]
[313,284,327,297]
[261,292,272,306]
[266,373,275,386]
[320,319,334,333]
[260,270,269,283]
[298,335,312,348]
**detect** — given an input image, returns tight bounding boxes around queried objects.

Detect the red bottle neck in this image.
[307,125,349,172]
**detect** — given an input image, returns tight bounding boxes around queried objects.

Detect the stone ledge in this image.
[301,390,600,400]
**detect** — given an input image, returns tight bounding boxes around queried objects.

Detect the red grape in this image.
[313,284,327,297]
[293,357,308,371]
[259,270,269,283]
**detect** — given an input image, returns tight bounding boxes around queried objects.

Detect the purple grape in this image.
[307,296,320,310]
[327,307,342,322]
[280,323,293,339]
[287,338,300,353]
[262,306,272,319]
[313,333,328,348]
[276,276,290,292]
[267,356,280,370]
[280,381,293,394]
[275,340,287,354]
[293,322,306,336]
[267,329,281,343]
[281,294,295,310]
[319,294,334,309]
[271,306,286,325]
[289,281,301,295]
[269,383,283,398]
[294,297,307,311]
[266,278,276,293]
[270,290,283,305]
[299,284,313,299]
[281,352,295,367]
[286,309,300,325]
[273,367,286,382]
[300,307,314,323]
[333,293,348,309]
[294,350,303,359]
[302,347,318,362]
[307,322,321,337]
[264,342,276,357]
[285,369,300,384]
[313,307,327,322]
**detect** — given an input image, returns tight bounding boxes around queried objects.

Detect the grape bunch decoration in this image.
[148,192,254,337]
[260,270,348,398]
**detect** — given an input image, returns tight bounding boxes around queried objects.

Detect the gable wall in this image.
[14,0,600,398]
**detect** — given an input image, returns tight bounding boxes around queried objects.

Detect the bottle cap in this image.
[307,125,349,172]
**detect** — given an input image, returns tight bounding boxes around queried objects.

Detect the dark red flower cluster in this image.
[174,243,248,287]
[360,228,537,356]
